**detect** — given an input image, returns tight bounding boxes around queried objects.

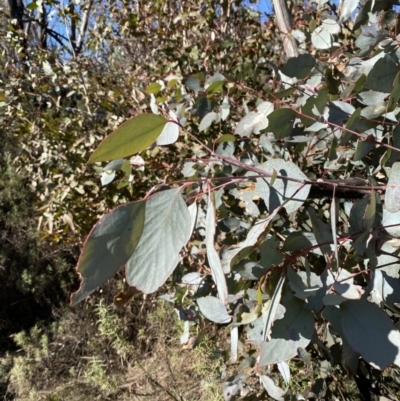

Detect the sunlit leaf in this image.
[89,114,167,163]
[126,188,191,293]
[197,296,231,323]
[341,299,400,369]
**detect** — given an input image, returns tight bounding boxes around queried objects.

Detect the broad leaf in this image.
[221,210,279,272]
[365,55,400,93]
[89,114,167,163]
[267,108,296,138]
[312,27,333,49]
[126,188,191,293]
[260,293,314,365]
[71,201,146,305]
[254,159,311,213]
[341,299,400,369]
[197,296,231,323]
[199,111,220,132]
[280,54,316,79]
[235,111,268,137]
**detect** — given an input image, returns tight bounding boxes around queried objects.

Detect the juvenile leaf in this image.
[221,210,279,272]
[126,188,191,293]
[235,111,268,137]
[322,19,340,34]
[89,114,167,163]
[341,299,400,369]
[71,201,146,305]
[267,108,296,138]
[386,162,400,212]
[365,55,400,93]
[255,159,311,213]
[200,111,220,132]
[312,27,333,49]
[280,54,316,79]
[197,296,231,324]
[260,293,314,365]
[206,195,228,303]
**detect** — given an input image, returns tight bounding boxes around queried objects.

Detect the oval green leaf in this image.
[88,114,167,163]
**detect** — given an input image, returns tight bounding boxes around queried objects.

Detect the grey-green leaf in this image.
[71,201,146,305]
[340,299,400,369]
[126,188,191,293]
[197,296,231,324]
[260,294,314,365]
[280,54,316,79]
[255,159,311,213]
[365,55,400,93]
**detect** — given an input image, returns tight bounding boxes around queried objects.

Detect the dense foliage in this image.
[3,0,400,399]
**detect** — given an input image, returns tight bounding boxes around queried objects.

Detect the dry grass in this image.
[1,280,225,401]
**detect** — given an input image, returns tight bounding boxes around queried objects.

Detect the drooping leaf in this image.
[228,326,239,364]
[89,114,167,163]
[221,95,230,121]
[287,267,322,300]
[260,293,314,365]
[385,162,400,212]
[371,269,400,311]
[100,170,116,186]
[280,54,316,79]
[126,188,191,293]
[206,195,228,303]
[382,207,400,238]
[197,296,231,324]
[341,299,400,369]
[71,201,146,305]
